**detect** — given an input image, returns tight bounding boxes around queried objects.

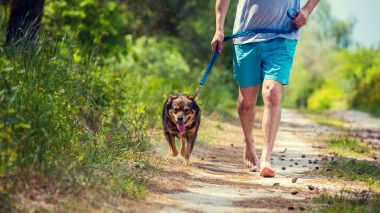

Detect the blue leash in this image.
[193,9,298,97]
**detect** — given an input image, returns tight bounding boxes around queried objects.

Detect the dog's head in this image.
[165,94,199,134]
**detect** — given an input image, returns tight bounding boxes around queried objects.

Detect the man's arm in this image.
[211,0,230,53]
[293,0,320,28]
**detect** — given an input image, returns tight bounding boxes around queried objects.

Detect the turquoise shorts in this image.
[233,38,297,87]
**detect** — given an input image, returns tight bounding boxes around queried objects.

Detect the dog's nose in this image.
[177,117,184,122]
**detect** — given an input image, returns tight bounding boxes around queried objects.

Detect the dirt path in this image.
[132,108,375,212]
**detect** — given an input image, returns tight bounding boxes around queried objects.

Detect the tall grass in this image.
[0,32,152,210]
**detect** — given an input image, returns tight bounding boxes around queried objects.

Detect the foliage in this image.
[307,47,380,111]
[320,157,380,187]
[43,0,129,54]
[328,135,370,154]
[314,190,380,213]
[0,33,152,210]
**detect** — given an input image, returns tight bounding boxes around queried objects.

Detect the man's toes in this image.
[249,165,259,172]
[260,167,276,178]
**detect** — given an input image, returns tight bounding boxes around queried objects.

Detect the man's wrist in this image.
[216,26,224,32]
[300,7,310,17]
[302,0,320,15]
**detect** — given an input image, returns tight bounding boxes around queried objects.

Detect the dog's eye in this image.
[173,108,179,114]
[184,108,190,114]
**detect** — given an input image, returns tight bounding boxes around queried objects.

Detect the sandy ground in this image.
[129,108,379,212]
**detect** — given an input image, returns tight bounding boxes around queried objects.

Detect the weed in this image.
[314,189,380,213]
[320,157,380,188]
[328,135,370,155]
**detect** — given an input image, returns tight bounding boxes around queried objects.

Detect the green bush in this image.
[306,47,380,112]
[0,33,151,210]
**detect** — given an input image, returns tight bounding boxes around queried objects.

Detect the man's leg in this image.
[237,85,260,171]
[260,79,283,177]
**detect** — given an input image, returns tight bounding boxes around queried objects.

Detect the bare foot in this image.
[260,161,275,178]
[244,142,259,172]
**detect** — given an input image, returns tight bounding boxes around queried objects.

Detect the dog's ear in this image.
[166,95,178,105]
[187,95,195,101]
[168,94,178,102]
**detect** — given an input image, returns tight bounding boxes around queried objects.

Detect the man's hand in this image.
[292,8,309,28]
[294,0,320,28]
[211,31,224,53]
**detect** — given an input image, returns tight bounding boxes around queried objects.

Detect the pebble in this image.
[282,167,286,170]
[230,144,234,147]
[295,162,299,165]
[273,183,280,186]
[301,154,306,158]
[291,177,298,183]
[308,185,315,190]
[288,207,295,211]
[315,166,319,170]
[291,191,298,195]
[300,207,306,211]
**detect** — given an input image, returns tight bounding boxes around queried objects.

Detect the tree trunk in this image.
[6,0,44,44]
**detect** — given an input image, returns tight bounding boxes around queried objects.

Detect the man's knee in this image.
[238,97,256,112]
[262,85,282,108]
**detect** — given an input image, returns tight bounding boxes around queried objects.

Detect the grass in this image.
[327,135,371,157]
[319,157,380,189]
[314,190,380,213]
[0,32,155,211]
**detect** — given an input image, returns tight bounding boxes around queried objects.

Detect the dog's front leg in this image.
[180,137,186,158]
[164,131,178,157]
[182,137,191,165]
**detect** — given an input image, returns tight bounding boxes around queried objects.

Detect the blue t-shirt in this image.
[233,0,300,44]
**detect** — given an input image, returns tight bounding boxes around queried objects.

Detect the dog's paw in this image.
[180,148,186,157]
[183,159,191,166]
[167,150,178,157]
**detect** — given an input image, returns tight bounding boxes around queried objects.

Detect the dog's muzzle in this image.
[176,117,188,133]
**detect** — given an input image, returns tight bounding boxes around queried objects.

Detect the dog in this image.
[162,94,200,165]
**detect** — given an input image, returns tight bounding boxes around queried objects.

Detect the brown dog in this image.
[162,94,200,165]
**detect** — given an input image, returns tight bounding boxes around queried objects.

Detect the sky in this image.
[328,0,380,47]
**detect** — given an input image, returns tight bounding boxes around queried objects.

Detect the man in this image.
[211,0,319,177]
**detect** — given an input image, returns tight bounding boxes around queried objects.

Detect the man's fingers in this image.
[211,40,223,53]
[218,40,224,53]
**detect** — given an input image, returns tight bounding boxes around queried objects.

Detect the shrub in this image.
[0,33,151,210]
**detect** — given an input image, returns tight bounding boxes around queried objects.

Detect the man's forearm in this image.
[215,0,230,32]
[302,0,320,14]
